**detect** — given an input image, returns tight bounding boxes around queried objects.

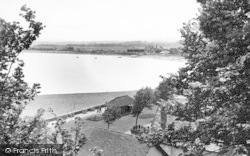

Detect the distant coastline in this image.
[25,49,143,56]
[24,49,183,58]
[27,41,183,56]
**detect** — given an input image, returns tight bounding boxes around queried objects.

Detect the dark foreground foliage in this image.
[0,6,87,156]
[136,0,250,155]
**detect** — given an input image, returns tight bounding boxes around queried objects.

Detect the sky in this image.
[0,0,200,42]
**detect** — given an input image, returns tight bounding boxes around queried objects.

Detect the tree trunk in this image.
[161,106,167,129]
[108,123,110,129]
[135,115,139,126]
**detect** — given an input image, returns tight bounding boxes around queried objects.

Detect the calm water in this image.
[19,51,186,118]
[19,51,186,95]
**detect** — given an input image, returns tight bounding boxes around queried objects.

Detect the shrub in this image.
[86,115,103,121]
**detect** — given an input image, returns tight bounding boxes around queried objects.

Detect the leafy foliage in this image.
[0,5,44,145]
[131,87,156,126]
[177,1,250,153]
[137,0,250,155]
[89,146,103,156]
[49,117,87,156]
[102,106,121,129]
[0,6,87,156]
[155,74,177,101]
[130,125,150,135]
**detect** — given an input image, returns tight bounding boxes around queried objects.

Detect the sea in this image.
[19,51,186,119]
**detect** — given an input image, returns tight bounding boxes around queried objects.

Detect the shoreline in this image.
[36,90,138,96]
[22,90,137,120]
[24,49,183,58]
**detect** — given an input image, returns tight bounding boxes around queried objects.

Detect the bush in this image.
[130,125,149,135]
[86,115,103,121]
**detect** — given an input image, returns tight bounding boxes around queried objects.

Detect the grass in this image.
[139,113,155,119]
[78,128,149,156]
[86,115,103,121]
[63,106,158,133]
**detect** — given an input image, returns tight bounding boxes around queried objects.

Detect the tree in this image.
[177,1,250,154]
[137,0,250,155]
[155,74,178,101]
[0,6,87,156]
[102,106,121,129]
[131,87,156,127]
[49,117,87,156]
[0,5,44,145]
[168,48,180,55]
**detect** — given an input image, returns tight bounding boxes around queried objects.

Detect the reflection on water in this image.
[19,51,186,95]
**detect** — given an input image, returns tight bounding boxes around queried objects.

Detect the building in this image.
[104,95,134,115]
[127,48,145,53]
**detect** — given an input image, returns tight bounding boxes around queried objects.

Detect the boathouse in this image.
[104,95,134,115]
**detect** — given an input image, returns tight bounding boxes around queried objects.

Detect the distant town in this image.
[28,41,182,56]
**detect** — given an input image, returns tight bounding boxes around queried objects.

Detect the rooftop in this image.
[104,95,135,107]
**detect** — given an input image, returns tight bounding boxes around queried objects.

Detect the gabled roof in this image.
[78,127,149,156]
[104,95,135,107]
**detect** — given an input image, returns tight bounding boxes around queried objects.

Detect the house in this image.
[160,50,170,55]
[104,95,134,115]
[127,48,145,53]
[78,127,149,156]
